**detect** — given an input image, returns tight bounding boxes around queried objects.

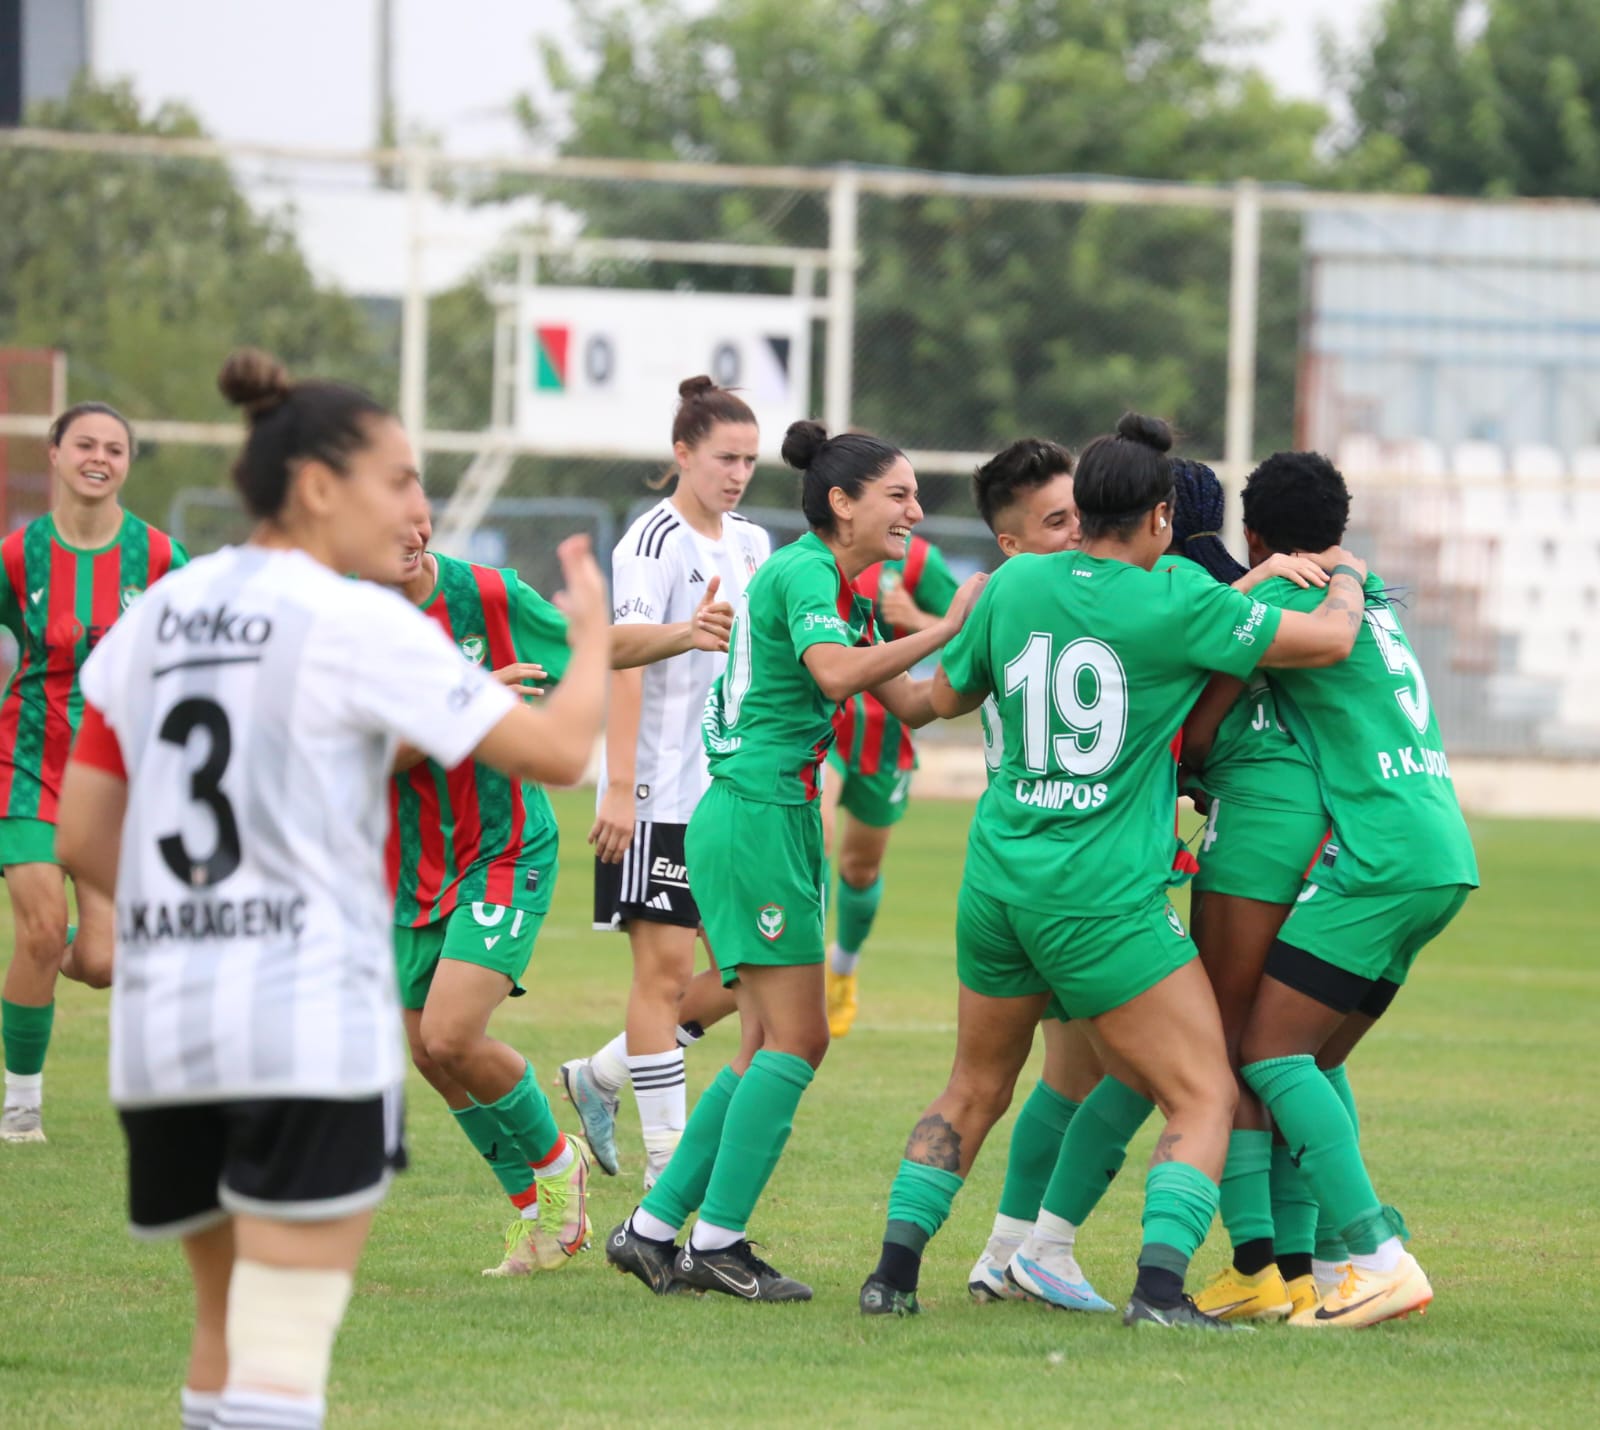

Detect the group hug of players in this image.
[1,356,1476,1425]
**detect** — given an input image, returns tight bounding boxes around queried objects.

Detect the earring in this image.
[1158,517,1167,530]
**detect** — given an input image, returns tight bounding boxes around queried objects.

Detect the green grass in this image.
[2,796,1598,1427]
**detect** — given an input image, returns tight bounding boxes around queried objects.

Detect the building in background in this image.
[0,0,92,126]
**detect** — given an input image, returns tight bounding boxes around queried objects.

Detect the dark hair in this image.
[1072,411,1175,540]
[651,375,759,490]
[48,401,134,453]
[972,438,1074,532]
[218,348,392,520]
[1242,451,1350,554]
[1169,459,1246,584]
[782,420,903,533]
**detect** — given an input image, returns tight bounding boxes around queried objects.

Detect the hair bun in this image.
[678,374,719,401]
[781,419,829,471]
[218,347,292,419]
[1115,411,1173,453]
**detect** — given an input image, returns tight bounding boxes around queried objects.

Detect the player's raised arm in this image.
[1256,546,1368,670]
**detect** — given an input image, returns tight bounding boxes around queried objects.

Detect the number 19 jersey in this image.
[941,551,1281,913]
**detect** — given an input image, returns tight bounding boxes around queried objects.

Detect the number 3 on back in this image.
[157,697,243,888]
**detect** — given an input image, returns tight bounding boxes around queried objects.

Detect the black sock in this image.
[873,1240,923,1294]
[1132,1264,1185,1308]
[1233,1237,1275,1277]
[1278,1252,1313,1282]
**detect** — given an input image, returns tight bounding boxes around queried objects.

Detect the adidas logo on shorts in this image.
[645,891,674,912]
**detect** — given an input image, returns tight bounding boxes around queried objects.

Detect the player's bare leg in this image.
[826,814,892,1038]
[2,862,72,1142]
[178,1218,234,1429]
[58,878,113,989]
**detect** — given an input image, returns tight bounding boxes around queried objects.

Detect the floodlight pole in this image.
[1223,179,1261,556]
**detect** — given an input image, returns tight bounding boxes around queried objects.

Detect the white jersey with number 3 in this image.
[78,546,516,1108]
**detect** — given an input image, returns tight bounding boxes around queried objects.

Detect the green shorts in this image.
[824,749,913,828]
[686,781,826,986]
[393,901,547,1012]
[0,816,58,867]
[1276,882,1472,989]
[956,883,1195,1021]
[1193,798,1329,905]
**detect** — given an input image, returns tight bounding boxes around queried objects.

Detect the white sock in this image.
[215,1386,324,1428]
[1313,1256,1346,1283]
[1027,1210,1079,1254]
[3,1070,42,1110]
[181,1386,221,1430]
[988,1212,1032,1247]
[589,1033,629,1095]
[688,1218,742,1252]
[675,1022,705,1048]
[630,1206,679,1242]
[1349,1236,1404,1274]
[829,943,860,976]
[533,1139,575,1181]
[628,1048,686,1158]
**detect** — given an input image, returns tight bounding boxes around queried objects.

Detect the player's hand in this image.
[1311,546,1368,583]
[587,782,636,864]
[690,575,735,653]
[880,578,935,635]
[492,661,547,700]
[1241,552,1329,591]
[940,571,989,634]
[552,535,609,640]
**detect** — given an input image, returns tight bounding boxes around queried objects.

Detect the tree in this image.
[0,77,390,533]
[511,0,1362,471]
[1337,0,1600,196]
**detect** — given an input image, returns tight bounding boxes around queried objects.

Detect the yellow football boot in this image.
[1285,1273,1320,1319]
[1192,1262,1294,1322]
[825,966,860,1038]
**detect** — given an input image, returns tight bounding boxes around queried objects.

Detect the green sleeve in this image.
[510,576,571,684]
[784,554,857,658]
[1178,576,1282,680]
[170,539,191,569]
[911,543,960,620]
[939,583,993,696]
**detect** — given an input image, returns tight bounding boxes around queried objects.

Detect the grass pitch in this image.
[1,795,1596,1427]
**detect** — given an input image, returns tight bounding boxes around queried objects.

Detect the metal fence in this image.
[1,128,1597,755]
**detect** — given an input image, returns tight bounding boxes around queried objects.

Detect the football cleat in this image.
[968,1236,1026,1302]
[530,1140,591,1269]
[674,1239,812,1302]
[482,1217,540,1278]
[0,1105,45,1143]
[825,965,860,1039]
[605,1216,692,1295]
[1289,1253,1432,1329]
[1192,1262,1294,1322]
[1124,1292,1249,1331]
[1285,1272,1320,1319]
[1005,1244,1115,1313]
[559,1058,619,1176]
[860,1276,921,1316]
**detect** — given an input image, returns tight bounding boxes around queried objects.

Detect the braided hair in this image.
[1169,459,1246,585]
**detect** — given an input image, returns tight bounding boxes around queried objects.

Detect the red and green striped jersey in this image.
[832,537,959,776]
[386,552,570,927]
[0,512,186,823]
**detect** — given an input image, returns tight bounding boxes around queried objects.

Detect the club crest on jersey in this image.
[1165,904,1187,939]
[120,585,142,611]
[757,903,785,941]
[459,635,486,665]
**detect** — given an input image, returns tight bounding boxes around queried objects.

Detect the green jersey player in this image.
[860,412,1370,1327]
[1236,450,1479,1330]
[606,421,985,1303]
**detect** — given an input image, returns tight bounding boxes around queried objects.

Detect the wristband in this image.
[1331,564,1364,583]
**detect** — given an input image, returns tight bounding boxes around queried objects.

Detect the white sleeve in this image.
[337,591,517,768]
[78,611,132,722]
[611,541,677,628]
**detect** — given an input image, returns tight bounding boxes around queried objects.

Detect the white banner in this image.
[514,287,810,457]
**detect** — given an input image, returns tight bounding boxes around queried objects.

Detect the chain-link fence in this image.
[2,129,1597,756]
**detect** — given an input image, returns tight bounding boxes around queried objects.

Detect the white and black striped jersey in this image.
[78,546,516,1107]
[601,499,771,824]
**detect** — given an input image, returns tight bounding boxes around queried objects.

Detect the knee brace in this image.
[225,1260,353,1399]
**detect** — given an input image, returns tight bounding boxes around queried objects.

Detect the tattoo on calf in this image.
[1152,1131,1183,1164]
[905,1113,962,1171]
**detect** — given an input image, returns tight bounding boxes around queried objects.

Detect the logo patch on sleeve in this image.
[757,903,786,941]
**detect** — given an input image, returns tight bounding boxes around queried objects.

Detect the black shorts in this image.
[118,1090,407,1240]
[593,820,700,931]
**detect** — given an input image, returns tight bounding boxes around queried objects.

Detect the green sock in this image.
[1138,1160,1220,1276]
[698,1050,814,1234]
[885,1158,965,1243]
[2,999,54,1077]
[1243,1055,1389,1255]
[452,1102,534,1200]
[1219,1128,1275,1253]
[1039,1075,1154,1225]
[835,874,883,957]
[482,1061,562,1168]
[1269,1141,1319,1260]
[641,1064,741,1231]
[996,1080,1079,1222]
[1313,1064,1358,1260]
[1323,1063,1359,1137]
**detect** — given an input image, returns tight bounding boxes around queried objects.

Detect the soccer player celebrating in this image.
[564,376,768,1190]
[859,412,1368,1326]
[1235,451,1478,1329]
[55,348,608,1430]
[821,531,960,1038]
[0,402,185,1144]
[387,495,594,1278]
[606,420,986,1302]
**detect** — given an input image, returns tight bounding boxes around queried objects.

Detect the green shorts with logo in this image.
[686,780,826,986]
[824,749,913,829]
[1277,882,1471,989]
[0,816,58,867]
[956,883,1195,1021]
[393,900,548,1011]
[1193,797,1329,905]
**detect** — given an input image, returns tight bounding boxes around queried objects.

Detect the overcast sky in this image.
[94,0,1379,155]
